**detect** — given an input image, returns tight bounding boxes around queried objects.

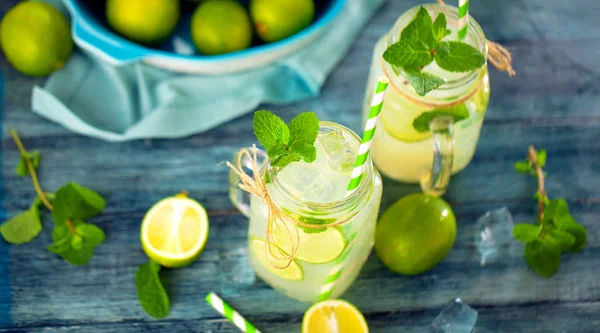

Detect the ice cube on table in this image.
[277,163,334,203]
[474,206,515,266]
[427,298,478,333]
[317,131,356,172]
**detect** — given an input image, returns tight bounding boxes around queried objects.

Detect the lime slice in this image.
[141,194,209,268]
[273,224,346,264]
[251,239,303,281]
[302,299,369,333]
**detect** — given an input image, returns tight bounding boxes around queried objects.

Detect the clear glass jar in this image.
[363,3,490,196]
[229,122,383,302]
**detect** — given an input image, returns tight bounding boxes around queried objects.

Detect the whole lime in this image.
[106,0,179,45]
[250,0,315,43]
[375,193,457,275]
[190,0,252,55]
[0,1,72,76]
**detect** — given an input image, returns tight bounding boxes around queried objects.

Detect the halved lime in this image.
[141,193,209,268]
[302,299,369,333]
[251,239,303,281]
[273,223,346,264]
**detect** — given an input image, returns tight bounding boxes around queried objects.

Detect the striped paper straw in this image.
[346,76,389,196]
[206,293,261,333]
[317,233,357,301]
[457,0,469,40]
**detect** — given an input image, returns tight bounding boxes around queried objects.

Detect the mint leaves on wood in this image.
[513,146,587,278]
[136,261,170,319]
[1,129,106,266]
[253,110,319,168]
[383,6,486,96]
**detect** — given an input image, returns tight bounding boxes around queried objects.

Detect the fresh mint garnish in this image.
[1,129,107,266]
[383,6,486,96]
[412,104,469,132]
[513,146,587,278]
[253,110,319,168]
[136,260,170,319]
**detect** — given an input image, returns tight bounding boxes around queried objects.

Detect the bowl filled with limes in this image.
[63,0,345,74]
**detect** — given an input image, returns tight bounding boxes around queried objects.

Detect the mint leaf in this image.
[383,40,433,69]
[297,216,335,234]
[401,6,435,47]
[432,13,451,41]
[76,223,105,247]
[536,149,547,167]
[404,69,445,96]
[543,199,569,225]
[524,239,561,278]
[0,207,42,244]
[47,220,104,266]
[253,110,290,151]
[136,261,170,319]
[71,234,83,250]
[513,223,540,243]
[16,150,41,177]
[52,182,106,225]
[48,225,72,254]
[544,227,576,252]
[514,161,531,173]
[555,214,587,252]
[58,246,95,266]
[434,41,486,72]
[412,104,469,132]
[271,153,301,168]
[288,112,319,163]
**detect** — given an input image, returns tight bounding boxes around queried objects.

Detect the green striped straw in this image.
[206,293,261,333]
[346,76,389,197]
[317,233,357,301]
[457,0,469,40]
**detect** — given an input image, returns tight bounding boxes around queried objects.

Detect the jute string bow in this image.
[437,0,516,76]
[227,146,349,269]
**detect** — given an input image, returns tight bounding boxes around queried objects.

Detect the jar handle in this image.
[420,116,454,197]
[229,147,268,217]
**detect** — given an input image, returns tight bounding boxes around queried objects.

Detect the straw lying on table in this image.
[206,293,261,333]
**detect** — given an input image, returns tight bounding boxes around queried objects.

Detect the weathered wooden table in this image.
[1,0,599,331]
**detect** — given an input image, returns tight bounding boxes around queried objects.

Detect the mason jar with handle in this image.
[229,122,383,302]
[362,3,491,196]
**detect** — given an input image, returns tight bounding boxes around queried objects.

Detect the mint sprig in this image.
[136,260,170,319]
[253,110,319,168]
[383,6,486,96]
[513,146,587,278]
[1,130,106,266]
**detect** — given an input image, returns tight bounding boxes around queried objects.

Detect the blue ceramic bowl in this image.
[63,0,346,74]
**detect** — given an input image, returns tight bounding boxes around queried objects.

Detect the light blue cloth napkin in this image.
[31,0,386,142]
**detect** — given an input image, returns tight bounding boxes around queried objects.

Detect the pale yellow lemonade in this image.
[247,122,382,302]
[363,4,490,183]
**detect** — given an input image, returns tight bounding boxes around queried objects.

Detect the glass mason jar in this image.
[363,3,490,196]
[229,122,382,302]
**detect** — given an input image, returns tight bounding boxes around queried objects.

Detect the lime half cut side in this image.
[302,299,369,333]
[141,194,209,268]
[251,239,303,281]
[273,224,346,264]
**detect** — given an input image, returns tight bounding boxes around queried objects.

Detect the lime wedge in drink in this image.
[251,239,303,281]
[141,193,209,268]
[302,299,369,333]
[273,223,346,264]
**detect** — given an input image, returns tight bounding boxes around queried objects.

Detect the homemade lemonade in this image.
[363,4,490,184]
[246,122,382,302]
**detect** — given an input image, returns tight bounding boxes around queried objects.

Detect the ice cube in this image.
[317,131,356,172]
[277,163,334,202]
[427,298,478,333]
[474,207,515,266]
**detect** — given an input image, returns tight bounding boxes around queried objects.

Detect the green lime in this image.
[251,239,303,280]
[273,223,346,264]
[250,0,315,42]
[141,193,209,268]
[190,0,252,55]
[375,193,456,275]
[106,0,180,45]
[0,1,72,76]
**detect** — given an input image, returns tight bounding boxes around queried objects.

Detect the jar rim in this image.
[266,121,373,218]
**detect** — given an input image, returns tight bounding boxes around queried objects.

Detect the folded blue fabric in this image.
[32,0,385,142]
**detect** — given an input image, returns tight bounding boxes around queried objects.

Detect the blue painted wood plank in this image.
[1,0,600,331]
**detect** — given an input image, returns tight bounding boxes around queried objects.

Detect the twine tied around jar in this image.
[227,145,350,269]
[437,0,516,76]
